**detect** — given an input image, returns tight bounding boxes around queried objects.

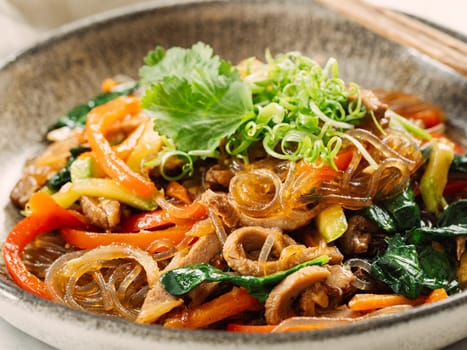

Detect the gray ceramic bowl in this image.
[0,1,466,349]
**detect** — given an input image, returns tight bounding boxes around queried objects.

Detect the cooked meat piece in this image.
[135,283,183,324]
[205,165,235,188]
[200,190,240,228]
[234,208,318,232]
[201,189,318,231]
[337,215,379,256]
[298,283,329,316]
[325,265,355,292]
[265,265,330,324]
[167,231,222,269]
[349,89,389,134]
[360,89,388,120]
[137,232,222,324]
[10,129,82,208]
[223,226,343,276]
[80,196,121,230]
[10,163,52,208]
[324,265,356,308]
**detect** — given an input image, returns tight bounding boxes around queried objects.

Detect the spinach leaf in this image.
[371,234,424,298]
[46,146,90,191]
[160,255,329,302]
[371,234,459,298]
[48,82,137,131]
[408,224,467,244]
[382,185,420,232]
[418,245,458,293]
[450,153,467,173]
[438,199,467,226]
[360,204,396,233]
[407,200,467,244]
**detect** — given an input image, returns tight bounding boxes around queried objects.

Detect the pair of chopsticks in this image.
[316,0,467,77]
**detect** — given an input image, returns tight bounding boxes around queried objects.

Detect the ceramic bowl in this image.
[0,1,466,349]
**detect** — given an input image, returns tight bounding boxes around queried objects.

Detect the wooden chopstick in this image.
[316,0,467,77]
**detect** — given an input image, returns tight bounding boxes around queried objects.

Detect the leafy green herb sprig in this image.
[139,43,368,179]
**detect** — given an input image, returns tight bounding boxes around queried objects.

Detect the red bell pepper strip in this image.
[2,192,87,299]
[60,224,192,251]
[86,96,156,198]
[333,148,354,171]
[443,181,467,196]
[119,209,174,232]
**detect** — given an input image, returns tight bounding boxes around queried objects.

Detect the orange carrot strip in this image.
[227,324,275,333]
[101,78,118,93]
[348,293,425,311]
[112,121,147,160]
[86,96,156,198]
[166,181,192,204]
[424,288,449,304]
[164,287,260,329]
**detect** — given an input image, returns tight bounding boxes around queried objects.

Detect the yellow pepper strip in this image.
[420,138,454,217]
[52,178,157,211]
[315,204,348,243]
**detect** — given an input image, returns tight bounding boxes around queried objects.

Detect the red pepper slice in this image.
[120,209,174,232]
[60,224,192,251]
[2,192,87,299]
[443,181,467,196]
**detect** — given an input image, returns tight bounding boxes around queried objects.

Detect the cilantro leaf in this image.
[140,42,254,153]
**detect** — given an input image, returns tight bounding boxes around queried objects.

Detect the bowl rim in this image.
[0,0,466,346]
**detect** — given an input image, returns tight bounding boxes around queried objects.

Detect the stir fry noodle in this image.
[3,43,467,332]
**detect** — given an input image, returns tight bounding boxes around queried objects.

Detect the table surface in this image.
[0,0,466,349]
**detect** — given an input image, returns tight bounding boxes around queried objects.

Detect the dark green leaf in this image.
[360,205,396,233]
[418,245,458,293]
[382,185,420,232]
[160,255,330,302]
[450,153,467,173]
[408,224,467,244]
[371,234,424,298]
[437,199,467,226]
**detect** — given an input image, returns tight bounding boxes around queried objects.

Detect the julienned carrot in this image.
[101,78,118,93]
[424,288,449,304]
[227,324,275,332]
[166,181,192,204]
[348,293,426,311]
[86,96,156,198]
[164,287,260,329]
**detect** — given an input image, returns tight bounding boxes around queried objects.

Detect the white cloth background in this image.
[0,0,466,349]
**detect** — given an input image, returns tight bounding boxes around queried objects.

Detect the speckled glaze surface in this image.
[0,1,466,349]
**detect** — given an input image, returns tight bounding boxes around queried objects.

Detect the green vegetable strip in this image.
[160,255,330,302]
[52,178,157,211]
